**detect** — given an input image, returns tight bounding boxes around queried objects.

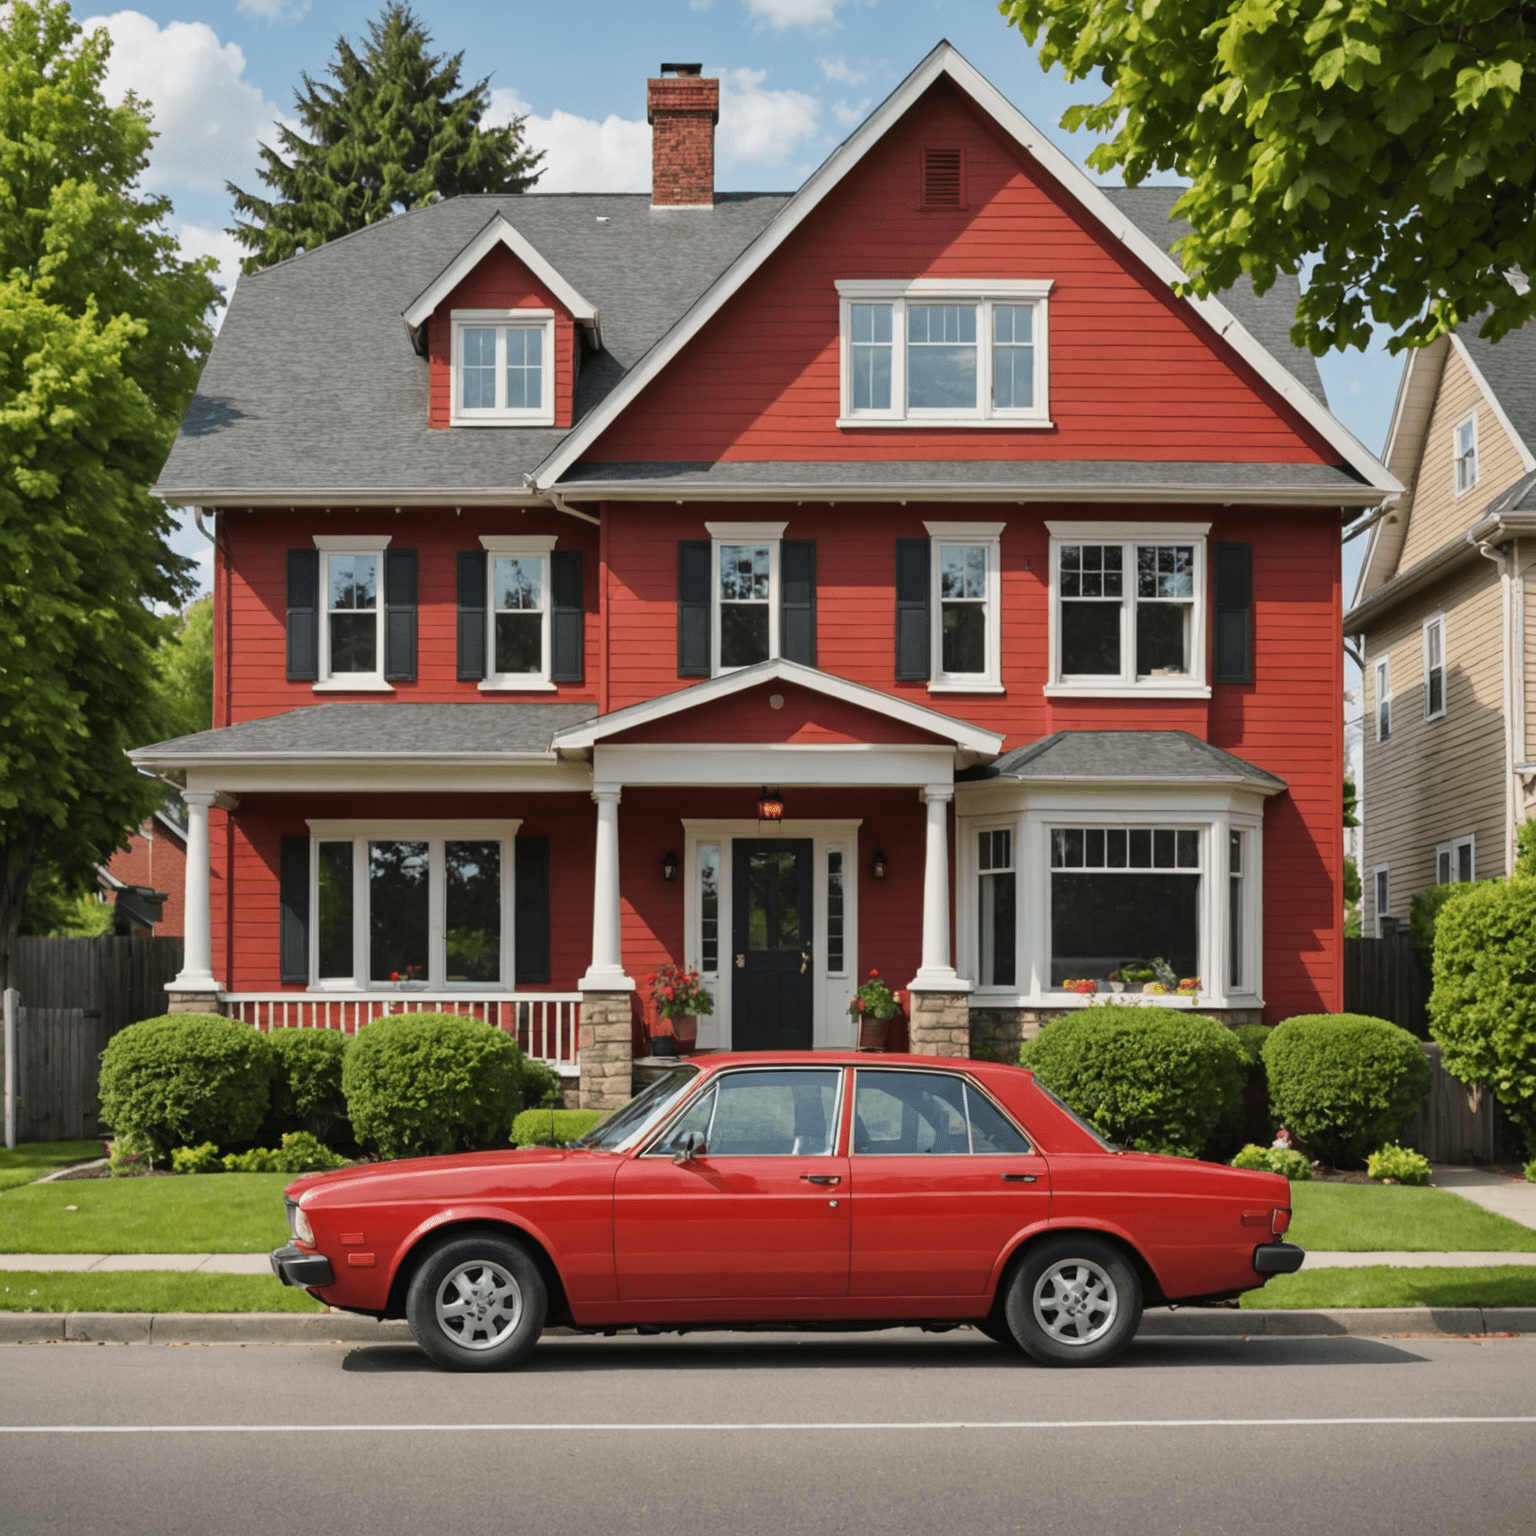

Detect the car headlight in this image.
[287,1201,314,1245]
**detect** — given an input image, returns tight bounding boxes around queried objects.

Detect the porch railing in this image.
[220,992,582,1075]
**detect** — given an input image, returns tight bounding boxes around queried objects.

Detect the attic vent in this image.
[921,148,964,209]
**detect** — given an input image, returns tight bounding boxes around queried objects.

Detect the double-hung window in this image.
[1454,412,1479,495]
[451,309,555,426]
[977,829,1016,989]
[837,280,1052,426]
[1374,656,1392,742]
[480,535,556,689]
[1423,614,1446,719]
[1435,835,1475,886]
[707,521,786,673]
[927,522,1002,688]
[313,535,389,690]
[1048,522,1209,694]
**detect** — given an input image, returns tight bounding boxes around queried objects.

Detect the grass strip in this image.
[0,1269,326,1313]
[1286,1181,1536,1253]
[1245,1264,1536,1311]
[0,1141,106,1193]
[0,1173,292,1253]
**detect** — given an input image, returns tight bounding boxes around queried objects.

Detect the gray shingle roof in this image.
[1458,322,1536,457]
[965,730,1287,790]
[130,702,597,760]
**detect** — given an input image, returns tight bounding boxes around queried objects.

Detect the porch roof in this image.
[964,730,1287,793]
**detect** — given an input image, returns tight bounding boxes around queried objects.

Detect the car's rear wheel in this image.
[972,1315,1020,1348]
[1003,1236,1141,1367]
[406,1234,547,1372]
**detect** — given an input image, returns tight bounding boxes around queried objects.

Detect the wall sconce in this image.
[870,847,889,881]
[757,787,785,822]
[661,850,679,882]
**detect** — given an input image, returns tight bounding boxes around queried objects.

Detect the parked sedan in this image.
[272,1053,1302,1370]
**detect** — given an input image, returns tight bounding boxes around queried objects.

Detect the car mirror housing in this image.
[672,1131,707,1165]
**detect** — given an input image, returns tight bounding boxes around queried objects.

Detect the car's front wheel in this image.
[1003,1236,1142,1367]
[405,1234,547,1372]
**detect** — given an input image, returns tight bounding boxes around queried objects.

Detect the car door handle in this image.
[801,1174,841,1185]
[1002,1173,1037,1184]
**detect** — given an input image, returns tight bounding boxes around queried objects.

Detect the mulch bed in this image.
[1310,1168,1375,1184]
[53,1164,176,1181]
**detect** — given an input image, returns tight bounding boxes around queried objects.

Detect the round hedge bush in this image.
[98,1013,274,1156]
[341,1012,527,1159]
[1262,1013,1431,1168]
[1018,1004,1246,1158]
[265,1027,351,1143]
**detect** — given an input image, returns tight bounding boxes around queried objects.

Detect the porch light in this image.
[870,848,889,881]
[757,788,785,822]
[661,850,679,882]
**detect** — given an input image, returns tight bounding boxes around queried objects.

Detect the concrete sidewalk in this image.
[1433,1165,1536,1230]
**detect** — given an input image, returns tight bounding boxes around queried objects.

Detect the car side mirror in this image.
[672,1131,707,1165]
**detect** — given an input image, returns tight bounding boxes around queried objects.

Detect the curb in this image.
[0,1308,1531,1345]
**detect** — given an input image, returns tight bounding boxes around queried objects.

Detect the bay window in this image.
[451,310,555,426]
[977,828,1015,988]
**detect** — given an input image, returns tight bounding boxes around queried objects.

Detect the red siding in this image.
[104,823,188,937]
[588,79,1338,467]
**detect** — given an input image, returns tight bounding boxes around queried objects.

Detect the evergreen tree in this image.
[228,3,542,273]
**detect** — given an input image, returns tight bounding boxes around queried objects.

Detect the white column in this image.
[579,785,634,992]
[168,790,221,993]
[909,784,969,992]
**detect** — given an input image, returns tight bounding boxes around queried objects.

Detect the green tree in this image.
[0,1,218,991]
[999,0,1536,353]
[228,2,543,274]
[153,597,214,741]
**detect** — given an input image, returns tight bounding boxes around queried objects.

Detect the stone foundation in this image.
[969,1004,1267,1062]
[165,990,223,1016]
[578,991,636,1111]
[907,991,971,1058]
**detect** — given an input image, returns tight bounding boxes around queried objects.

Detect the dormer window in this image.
[451,309,555,426]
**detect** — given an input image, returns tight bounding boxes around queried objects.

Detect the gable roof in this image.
[531,41,1397,496]
[966,730,1286,792]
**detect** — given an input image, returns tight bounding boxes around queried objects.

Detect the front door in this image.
[731,839,814,1050]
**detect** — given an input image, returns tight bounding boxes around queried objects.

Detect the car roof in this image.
[684,1052,1028,1077]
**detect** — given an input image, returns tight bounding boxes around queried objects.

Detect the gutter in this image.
[1343,531,1485,630]
[1475,537,1519,872]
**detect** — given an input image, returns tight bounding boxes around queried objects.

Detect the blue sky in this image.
[81,0,1394,613]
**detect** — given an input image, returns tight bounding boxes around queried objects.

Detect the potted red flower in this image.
[850,970,900,1050]
[645,963,714,1056]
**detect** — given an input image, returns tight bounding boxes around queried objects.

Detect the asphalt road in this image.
[2,1330,1533,1536]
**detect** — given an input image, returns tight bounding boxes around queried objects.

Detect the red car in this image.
[272,1053,1302,1370]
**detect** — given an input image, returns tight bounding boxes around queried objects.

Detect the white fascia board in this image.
[175,758,590,796]
[1451,333,1536,474]
[402,215,600,339]
[593,741,959,788]
[552,657,1003,756]
[530,41,1400,496]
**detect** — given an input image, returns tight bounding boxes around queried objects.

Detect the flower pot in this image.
[856,1015,890,1051]
[669,1014,699,1053]
[650,1016,678,1057]
[1109,980,1125,993]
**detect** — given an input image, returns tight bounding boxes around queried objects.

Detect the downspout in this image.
[1475,536,1517,872]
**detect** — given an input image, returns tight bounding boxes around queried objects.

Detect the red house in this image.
[135,45,1398,1109]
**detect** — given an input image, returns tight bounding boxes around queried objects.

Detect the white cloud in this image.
[818,56,865,85]
[235,0,310,19]
[174,221,246,322]
[745,0,845,30]
[81,11,287,193]
[832,98,871,130]
[716,69,820,167]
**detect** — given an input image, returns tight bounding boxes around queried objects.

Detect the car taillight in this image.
[1272,1208,1291,1236]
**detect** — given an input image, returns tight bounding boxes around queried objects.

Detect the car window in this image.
[854,1071,971,1155]
[964,1084,1031,1154]
[695,1070,841,1157]
[651,1084,717,1157]
[573,1066,699,1151]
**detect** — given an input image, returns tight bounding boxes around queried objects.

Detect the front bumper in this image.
[1253,1242,1305,1275]
[271,1243,335,1289]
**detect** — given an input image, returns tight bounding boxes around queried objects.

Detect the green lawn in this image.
[1245,1264,1536,1311]
[0,1141,105,1193]
[0,1270,326,1313]
[1287,1181,1536,1253]
[0,1174,292,1253]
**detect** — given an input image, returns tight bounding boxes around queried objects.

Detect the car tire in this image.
[1003,1236,1142,1368]
[973,1314,1020,1348]
[406,1233,548,1373]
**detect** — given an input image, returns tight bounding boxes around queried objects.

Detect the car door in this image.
[613,1067,851,1302]
[848,1068,1050,1298]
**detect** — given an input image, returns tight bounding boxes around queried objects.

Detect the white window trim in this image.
[1374,655,1392,742]
[1453,409,1479,497]
[305,819,521,991]
[1044,520,1211,697]
[1422,612,1447,721]
[926,520,1003,692]
[706,520,788,678]
[1373,863,1391,937]
[450,308,556,427]
[479,534,558,692]
[312,535,392,693]
[835,278,1053,428]
[1434,833,1475,885]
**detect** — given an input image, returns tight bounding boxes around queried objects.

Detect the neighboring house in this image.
[1346,320,1536,936]
[132,45,1396,1108]
[98,805,190,936]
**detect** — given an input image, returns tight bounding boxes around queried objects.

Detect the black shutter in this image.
[894,538,931,680]
[1214,541,1253,683]
[279,836,309,984]
[286,550,319,682]
[677,539,711,676]
[550,549,584,683]
[514,836,550,985]
[780,540,817,666]
[457,549,487,681]
[384,548,417,681]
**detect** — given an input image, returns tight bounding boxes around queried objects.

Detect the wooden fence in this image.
[1344,932,1431,1037]
[1402,1042,1517,1166]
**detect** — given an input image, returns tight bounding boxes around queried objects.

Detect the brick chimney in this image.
[648,63,718,208]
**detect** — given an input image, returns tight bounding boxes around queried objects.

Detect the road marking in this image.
[1,1418,1534,1434]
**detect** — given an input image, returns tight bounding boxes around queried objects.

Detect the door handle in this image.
[800,949,810,975]
[1002,1173,1037,1184]
[801,1174,841,1185]
[735,954,745,969]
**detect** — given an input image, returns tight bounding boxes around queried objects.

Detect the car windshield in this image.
[570,1066,701,1152]
[1030,1080,1118,1151]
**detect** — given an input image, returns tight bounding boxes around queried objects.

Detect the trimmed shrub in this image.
[511,1108,606,1147]
[223,1146,283,1172]
[219,1131,347,1174]
[1018,1004,1245,1158]
[266,1028,350,1142]
[520,1058,562,1111]
[1428,878,1536,1154]
[1366,1143,1433,1186]
[1231,1143,1270,1170]
[1410,882,1472,975]
[1525,1158,1536,1184]
[99,1014,274,1157]
[1263,1014,1432,1168]
[1230,1024,1271,1070]
[1230,1143,1311,1180]
[171,1142,223,1175]
[342,1012,526,1159]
